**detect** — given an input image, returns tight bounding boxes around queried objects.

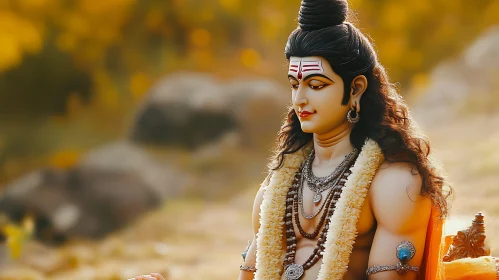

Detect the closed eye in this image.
[290,83,326,90]
[310,84,326,90]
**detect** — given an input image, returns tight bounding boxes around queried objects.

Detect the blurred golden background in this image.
[0,0,498,279]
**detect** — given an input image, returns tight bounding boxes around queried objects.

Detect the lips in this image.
[298,111,314,118]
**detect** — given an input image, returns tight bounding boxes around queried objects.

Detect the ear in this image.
[349,75,368,112]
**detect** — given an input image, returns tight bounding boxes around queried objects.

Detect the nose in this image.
[293,85,308,107]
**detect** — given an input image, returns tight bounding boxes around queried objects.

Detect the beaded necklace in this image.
[300,149,358,220]
[283,158,356,280]
[302,148,359,203]
[255,139,384,280]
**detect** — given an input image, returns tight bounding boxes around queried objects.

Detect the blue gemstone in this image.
[397,247,412,262]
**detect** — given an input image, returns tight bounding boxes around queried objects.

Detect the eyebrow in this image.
[287,74,333,82]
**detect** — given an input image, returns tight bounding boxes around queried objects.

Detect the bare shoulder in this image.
[369,161,432,234]
[371,161,423,201]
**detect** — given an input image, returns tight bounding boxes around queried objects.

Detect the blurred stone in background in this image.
[0,165,159,244]
[79,141,189,200]
[412,26,499,125]
[130,72,287,150]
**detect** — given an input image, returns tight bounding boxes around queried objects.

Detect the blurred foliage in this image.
[1,214,34,260]
[349,0,499,85]
[0,0,497,184]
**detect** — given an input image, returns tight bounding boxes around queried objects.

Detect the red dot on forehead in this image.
[297,60,302,80]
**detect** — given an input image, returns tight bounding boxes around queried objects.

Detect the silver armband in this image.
[366,262,419,276]
[240,265,257,272]
[366,241,419,276]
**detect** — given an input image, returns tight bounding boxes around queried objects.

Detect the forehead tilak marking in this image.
[289,58,324,80]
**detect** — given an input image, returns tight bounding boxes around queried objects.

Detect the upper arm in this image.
[242,184,265,268]
[367,162,432,279]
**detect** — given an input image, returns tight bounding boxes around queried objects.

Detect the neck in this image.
[313,122,354,166]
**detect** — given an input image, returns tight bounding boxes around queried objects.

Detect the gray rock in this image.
[0,165,161,244]
[129,72,288,150]
[0,141,195,245]
[412,25,499,126]
[79,141,190,200]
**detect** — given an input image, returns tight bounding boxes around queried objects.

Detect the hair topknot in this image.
[298,0,348,31]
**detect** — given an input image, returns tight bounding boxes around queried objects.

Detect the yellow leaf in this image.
[3,224,25,260]
[49,149,81,169]
[17,18,43,54]
[381,3,408,30]
[189,28,211,48]
[2,215,34,260]
[219,0,240,13]
[240,48,261,69]
[0,34,23,71]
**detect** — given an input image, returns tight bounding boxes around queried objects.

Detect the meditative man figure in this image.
[238,1,447,279]
[130,1,499,280]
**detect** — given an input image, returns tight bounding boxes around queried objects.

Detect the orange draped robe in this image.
[419,208,497,280]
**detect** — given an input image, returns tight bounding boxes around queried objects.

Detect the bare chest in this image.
[279,183,376,280]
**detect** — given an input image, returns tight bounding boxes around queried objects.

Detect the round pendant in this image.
[285,263,304,280]
[313,192,322,203]
[396,241,416,263]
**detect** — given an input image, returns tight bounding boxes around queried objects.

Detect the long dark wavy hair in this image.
[271,0,450,216]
